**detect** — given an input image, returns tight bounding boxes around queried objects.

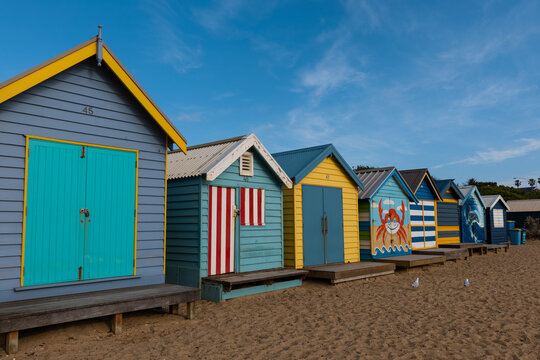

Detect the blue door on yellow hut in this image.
[302,185,344,266]
[23,138,136,286]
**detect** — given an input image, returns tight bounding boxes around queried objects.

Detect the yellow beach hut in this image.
[272,144,364,269]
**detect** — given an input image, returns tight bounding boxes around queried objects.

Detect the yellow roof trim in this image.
[0,37,187,153]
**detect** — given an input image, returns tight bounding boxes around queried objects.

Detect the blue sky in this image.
[2,0,539,185]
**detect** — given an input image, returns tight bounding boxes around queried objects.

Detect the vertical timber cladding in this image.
[296,157,359,268]
[23,138,137,286]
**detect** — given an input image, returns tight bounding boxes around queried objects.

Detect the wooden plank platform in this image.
[373,254,445,269]
[0,284,199,354]
[484,243,509,253]
[203,268,308,292]
[439,243,487,256]
[412,248,468,261]
[305,262,395,284]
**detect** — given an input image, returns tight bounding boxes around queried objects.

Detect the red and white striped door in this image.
[208,186,236,276]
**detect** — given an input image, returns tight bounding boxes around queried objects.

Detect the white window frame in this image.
[493,209,504,228]
[239,152,254,176]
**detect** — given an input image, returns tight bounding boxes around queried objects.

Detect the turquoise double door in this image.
[24,139,137,286]
[302,185,344,266]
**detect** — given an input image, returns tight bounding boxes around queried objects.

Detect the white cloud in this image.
[434,138,540,168]
[299,40,364,98]
[383,199,395,205]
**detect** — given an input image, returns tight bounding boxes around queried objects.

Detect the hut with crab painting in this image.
[355,167,418,259]
[165,134,308,303]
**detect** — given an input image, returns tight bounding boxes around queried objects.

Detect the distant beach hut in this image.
[482,195,510,244]
[506,199,540,228]
[166,134,307,302]
[355,167,418,259]
[400,169,443,249]
[272,144,363,268]
[435,179,464,245]
[458,186,487,244]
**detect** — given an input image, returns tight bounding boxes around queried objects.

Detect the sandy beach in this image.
[3,241,539,360]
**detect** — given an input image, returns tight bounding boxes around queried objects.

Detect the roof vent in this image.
[240,152,254,176]
[96,25,103,67]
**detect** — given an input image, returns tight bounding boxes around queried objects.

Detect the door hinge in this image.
[25,206,27,217]
[78,266,82,280]
[81,146,85,158]
[135,159,137,168]
[134,209,137,217]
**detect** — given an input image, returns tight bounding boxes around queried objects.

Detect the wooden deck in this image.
[484,243,509,253]
[439,243,486,256]
[412,247,468,261]
[305,262,395,284]
[374,254,445,269]
[203,268,308,292]
[0,284,199,354]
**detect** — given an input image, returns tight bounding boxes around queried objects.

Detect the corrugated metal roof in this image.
[507,199,540,212]
[481,195,499,209]
[356,167,395,199]
[400,168,427,192]
[168,135,246,180]
[459,185,474,198]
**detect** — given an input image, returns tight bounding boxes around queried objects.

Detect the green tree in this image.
[528,178,536,187]
[467,178,477,185]
[515,179,521,188]
[354,165,374,172]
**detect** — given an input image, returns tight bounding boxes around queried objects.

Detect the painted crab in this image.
[376,199,408,245]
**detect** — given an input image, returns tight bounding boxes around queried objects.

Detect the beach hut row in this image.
[0,34,512,353]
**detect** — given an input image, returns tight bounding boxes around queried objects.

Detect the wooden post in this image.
[111,313,122,334]
[6,331,18,355]
[170,304,180,315]
[186,302,195,320]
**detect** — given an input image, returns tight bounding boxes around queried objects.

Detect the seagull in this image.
[464,278,470,287]
[411,277,419,288]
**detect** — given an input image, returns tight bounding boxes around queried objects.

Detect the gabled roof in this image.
[507,199,540,212]
[434,179,465,200]
[0,36,187,153]
[458,186,486,209]
[481,195,510,210]
[271,144,363,188]
[168,134,292,188]
[355,167,418,202]
[399,168,443,201]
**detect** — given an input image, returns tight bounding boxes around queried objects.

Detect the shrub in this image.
[523,216,540,239]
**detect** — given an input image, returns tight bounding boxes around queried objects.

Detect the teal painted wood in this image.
[201,151,284,274]
[24,139,86,286]
[324,186,345,264]
[83,146,136,280]
[0,58,168,303]
[165,177,201,288]
[302,185,325,266]
[166,149,284,290]
[201,278,302,303]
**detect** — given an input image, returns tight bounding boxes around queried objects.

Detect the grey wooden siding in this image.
[437,202,460,226]
[0,58,167,302]
[165,177,202,288]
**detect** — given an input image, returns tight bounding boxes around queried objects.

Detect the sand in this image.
[3,241,540,360]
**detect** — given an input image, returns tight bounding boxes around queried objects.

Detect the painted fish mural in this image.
[461,196,485,243]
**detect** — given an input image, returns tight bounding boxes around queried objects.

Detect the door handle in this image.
[80,208,90,217]
[324,216,328,235]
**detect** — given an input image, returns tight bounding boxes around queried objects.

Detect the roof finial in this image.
[96,25,103,67]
